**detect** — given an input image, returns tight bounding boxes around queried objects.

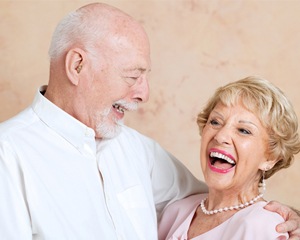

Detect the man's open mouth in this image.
[112,103,126,113]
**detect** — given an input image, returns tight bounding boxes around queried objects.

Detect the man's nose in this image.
[132,76,149,103]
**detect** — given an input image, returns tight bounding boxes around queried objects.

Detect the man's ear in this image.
[65,48,85,86]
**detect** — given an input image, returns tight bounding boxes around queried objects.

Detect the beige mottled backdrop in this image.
[1,0,300,209]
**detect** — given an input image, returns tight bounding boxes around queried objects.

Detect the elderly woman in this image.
[158,76,300,239]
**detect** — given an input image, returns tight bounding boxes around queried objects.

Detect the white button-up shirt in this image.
[0,87,207,240]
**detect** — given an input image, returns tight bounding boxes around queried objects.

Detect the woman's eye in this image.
[238,128,251,135]
[210,119,219,126]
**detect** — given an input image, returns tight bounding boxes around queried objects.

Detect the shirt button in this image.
[106,194,110,202]
[85,128,95,137]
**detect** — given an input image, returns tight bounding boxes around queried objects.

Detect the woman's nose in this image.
[213,127,232,145]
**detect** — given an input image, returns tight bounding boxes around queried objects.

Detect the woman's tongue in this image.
[213,159,234,170]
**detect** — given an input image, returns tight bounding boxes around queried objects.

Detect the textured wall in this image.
[1,0,299,209]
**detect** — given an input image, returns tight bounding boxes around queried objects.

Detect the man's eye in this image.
[124,76,138,80]
[123,77,138,86]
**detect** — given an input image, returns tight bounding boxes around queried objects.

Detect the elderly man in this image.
[0,2,299,239]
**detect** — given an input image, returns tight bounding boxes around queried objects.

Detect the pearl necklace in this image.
[200,193,263,215]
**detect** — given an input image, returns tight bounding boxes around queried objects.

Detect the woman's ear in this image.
[259,158,279,171]
[65,48,85,86]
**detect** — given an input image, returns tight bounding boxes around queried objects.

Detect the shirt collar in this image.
[31,86,96,150]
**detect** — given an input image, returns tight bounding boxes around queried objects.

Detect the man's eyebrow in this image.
[124,67,151,73]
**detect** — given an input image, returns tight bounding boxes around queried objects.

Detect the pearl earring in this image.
[260,170,266,194]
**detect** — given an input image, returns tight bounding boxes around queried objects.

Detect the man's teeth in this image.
[113,104,125,113]
[210,152,235,164]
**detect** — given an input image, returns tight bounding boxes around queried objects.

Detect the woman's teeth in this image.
[210,152,236,165]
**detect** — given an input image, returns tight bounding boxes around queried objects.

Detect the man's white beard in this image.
[97,117,123,139]
[94,101,138,139]
[95,108,123,139]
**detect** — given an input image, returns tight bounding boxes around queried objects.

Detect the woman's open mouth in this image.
[208,150,236,173]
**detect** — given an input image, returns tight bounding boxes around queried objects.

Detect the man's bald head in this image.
[48,2,147,62]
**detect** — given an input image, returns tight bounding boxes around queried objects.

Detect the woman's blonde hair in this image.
[197,76,300,181]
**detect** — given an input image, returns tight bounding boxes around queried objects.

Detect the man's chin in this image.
[96,123,122,139]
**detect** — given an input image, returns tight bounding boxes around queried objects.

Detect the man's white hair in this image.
[48,7,103,61]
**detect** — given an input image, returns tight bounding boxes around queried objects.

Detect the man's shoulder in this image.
[0,107,36,139]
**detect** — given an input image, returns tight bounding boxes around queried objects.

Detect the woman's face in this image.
[200,101,271,195]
